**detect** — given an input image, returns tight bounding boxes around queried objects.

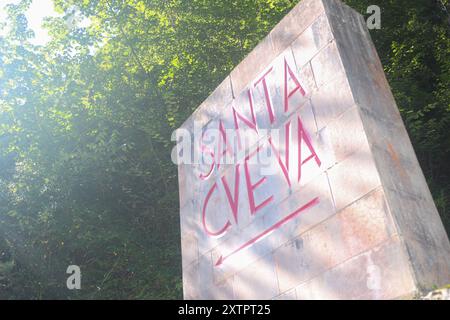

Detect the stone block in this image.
[271,0,326,53]
[310,41,346,88]
[327,142,381,211]
[297,62,318,99]
[181,233,199,269]
[291,12,333,68]
[295,235,416,300]
[326,106,367,163]
[273,289,297,300]
[265,172,336,243]
[233,254,280,300]
[403,236,450,291]
[311,74,354,130]
[273,187,394,293]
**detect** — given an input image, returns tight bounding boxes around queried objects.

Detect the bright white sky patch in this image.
[26,0,59,45]
[0,0,59,45]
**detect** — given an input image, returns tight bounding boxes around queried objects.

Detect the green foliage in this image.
[0,0,448,299]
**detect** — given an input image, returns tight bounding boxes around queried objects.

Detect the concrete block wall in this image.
[177,0,450,299]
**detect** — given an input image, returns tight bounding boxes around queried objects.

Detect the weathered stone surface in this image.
[297,62,318,98]
[273,187,394,293]
[335,187,397,256]
[178,0,450,300]
[250,48,302,130]
[311,74,354,130]
[327,143,381,211]
[403,236,450,291]
[182,262,199,300]
[310,41,346,88]
[326,106,367,163]
[274,223,346,293]
[270,0,326,54]
[322,0,450,291]
[233,254,280,299]
[181,233,199,269]
[273,288,297,300]
[183,253,215,300]
[291,12,333,68]
[178,164,191,210]
[204,276,235,300]
[295,235,416,299]
[268,172,336,241]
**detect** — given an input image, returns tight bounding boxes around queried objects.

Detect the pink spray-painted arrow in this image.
[215,197,319,267]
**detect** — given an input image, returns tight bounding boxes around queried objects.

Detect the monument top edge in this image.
[177,0,362,131]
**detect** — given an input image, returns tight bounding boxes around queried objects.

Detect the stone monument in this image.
[175,0,450,299]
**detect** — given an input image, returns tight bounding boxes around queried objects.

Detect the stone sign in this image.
[175,0,450,299]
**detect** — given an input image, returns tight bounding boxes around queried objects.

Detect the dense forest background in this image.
[0,0,448,299]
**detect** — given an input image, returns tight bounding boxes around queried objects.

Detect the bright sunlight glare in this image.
[0,0,59,45]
